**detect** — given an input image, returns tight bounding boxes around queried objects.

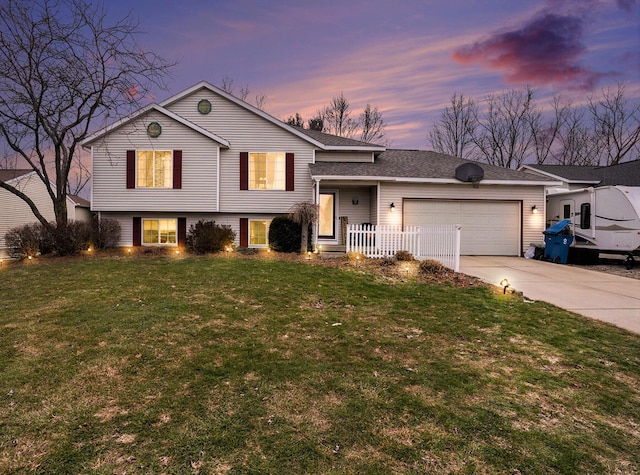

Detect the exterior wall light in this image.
[390,202,395,212]
[352,197,359,205]
[532,205,538,214]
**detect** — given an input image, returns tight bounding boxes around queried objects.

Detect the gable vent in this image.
[455,163,484,185]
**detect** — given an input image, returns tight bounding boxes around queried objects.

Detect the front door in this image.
[319,192,336,239]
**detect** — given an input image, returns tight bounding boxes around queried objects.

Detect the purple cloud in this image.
[453,11,609,90]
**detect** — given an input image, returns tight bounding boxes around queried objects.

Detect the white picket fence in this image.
[346,224,461,272]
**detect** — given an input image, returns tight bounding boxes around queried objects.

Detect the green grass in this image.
[1,255,639,474]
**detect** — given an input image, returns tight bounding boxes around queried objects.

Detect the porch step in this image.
[318,244,346,257]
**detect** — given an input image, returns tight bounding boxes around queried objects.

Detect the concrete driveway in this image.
[459,256,640,335]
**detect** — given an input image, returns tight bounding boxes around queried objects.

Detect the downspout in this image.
[216,147,221,212]
[376,181,381,225]
[313,178,320,249]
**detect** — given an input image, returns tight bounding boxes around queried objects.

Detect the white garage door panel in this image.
[404,200,521,255]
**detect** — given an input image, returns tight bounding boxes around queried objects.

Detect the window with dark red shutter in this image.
[239,218,248,247]
[178,217,187,245]
[286,152,294,191]
[132,217,141,246]
[240,152,248,190]
[126,150,135,189]
[173,150,182,189]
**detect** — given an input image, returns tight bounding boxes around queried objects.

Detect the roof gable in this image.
[0,169,34,183]
[81,103,230,148]
[159,81,385,152]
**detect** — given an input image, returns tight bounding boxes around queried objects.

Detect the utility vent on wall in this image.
[455,163,484,188]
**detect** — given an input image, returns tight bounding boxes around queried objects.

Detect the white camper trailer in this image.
[546,185,640,268]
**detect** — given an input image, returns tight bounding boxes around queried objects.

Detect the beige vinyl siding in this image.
[103,211,284,248]
[91,110,219,212]
[378,183,546,255]
[1,175,53,253]
[166,89,316,213]
[315,151,375,163]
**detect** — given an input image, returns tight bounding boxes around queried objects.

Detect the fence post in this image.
[454,225,461,272]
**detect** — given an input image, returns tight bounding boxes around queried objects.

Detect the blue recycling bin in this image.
[543,219,574,264]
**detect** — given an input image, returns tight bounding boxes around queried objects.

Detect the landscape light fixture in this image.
[531,205,538,214]
[390,202,395,212]
[500,278,510,294]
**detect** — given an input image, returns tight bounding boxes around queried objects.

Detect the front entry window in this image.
[319,192,335,238]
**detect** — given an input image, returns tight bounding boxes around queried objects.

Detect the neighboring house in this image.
[81,81,558,256]
[0,169,91,256]
[520,160,640,190]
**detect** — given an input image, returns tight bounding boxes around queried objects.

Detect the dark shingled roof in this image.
[526,160,640,186]
[0,169,33,182]
[293,127,384,148]
[310,150,557,183]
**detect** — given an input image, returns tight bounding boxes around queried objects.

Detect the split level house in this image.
[0,169,91,256]
[81,81,559,257]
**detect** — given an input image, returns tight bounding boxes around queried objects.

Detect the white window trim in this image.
[142,218,178,246]
[249,152,286,191]
[248,219,271,248]
[137,150,173,189]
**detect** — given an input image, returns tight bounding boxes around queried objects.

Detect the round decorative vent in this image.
[147,121,162,138]
[197,99,212,114]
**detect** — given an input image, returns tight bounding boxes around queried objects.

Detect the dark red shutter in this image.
[240,218,248,247]
[177,217,187,246]
[132,217,141,246]
[240,152,248,190]
[126,150,135,189]
[286,152,294,191]
[173,150,182,189]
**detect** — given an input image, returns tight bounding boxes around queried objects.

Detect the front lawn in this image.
[1,255,639,474]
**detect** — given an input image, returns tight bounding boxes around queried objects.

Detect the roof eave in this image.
[310,175,561,186]
[81,103,231,148]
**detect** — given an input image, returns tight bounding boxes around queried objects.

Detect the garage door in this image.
[404,200,521,255]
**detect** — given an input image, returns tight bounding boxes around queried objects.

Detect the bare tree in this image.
[530,96,566,164]
[551,104,602,165]
[289,201,318,255]
[428,93,477,158]
[254,93,267,111]
[473,87,537,169]
[359,104,387,144]
[322,93,359,138]
[0,0,172,245]
[308,115,324,131]
[286,113,304,128]
[588,83,640,165]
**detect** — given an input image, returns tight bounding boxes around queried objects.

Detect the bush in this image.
[48,221,91,256]
[4,220,90,257]
[4,223,44,258]
[186,220,236,254]
[418,259,449,277]
[395,250,415,261]
[268,216,302,253]
[91,216,121,249]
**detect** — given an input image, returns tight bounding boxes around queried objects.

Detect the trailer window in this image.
[580,203,591,229]
[563,204,571,219]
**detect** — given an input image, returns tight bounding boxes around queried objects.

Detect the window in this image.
[580,203,591,229]
[249,220,271,247]
[249,152,285,190]
[143,219,177,245]
[137,150,173,188]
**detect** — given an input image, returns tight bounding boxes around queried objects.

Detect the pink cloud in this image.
[453,11,611,90]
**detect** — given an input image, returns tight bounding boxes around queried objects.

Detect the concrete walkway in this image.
[459,256,640,335]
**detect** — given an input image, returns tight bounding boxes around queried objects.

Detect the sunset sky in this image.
[111,0,639,149]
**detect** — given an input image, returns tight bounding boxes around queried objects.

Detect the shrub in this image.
[186,220,236,254]
[91,216,121,249]
[4,223,44,258]
[48,221,92,256]
[418,259,449,277]
[268,216,302,253]
[395,250,415,261]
